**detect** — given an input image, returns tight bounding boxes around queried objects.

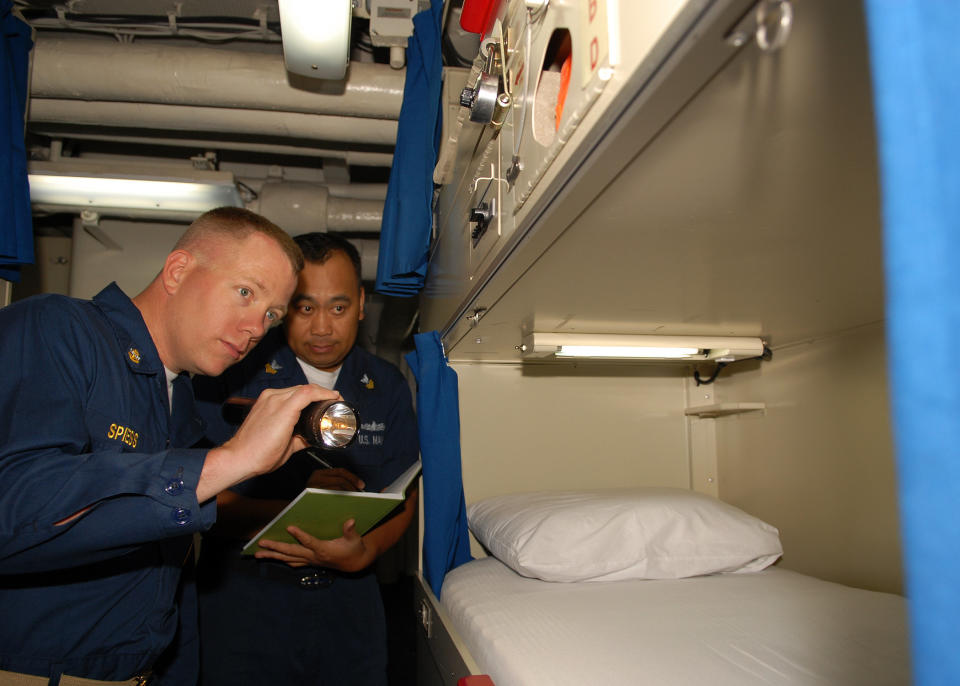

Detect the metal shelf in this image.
[685,402,766,418]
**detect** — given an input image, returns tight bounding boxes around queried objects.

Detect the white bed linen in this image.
[440,557,910,686]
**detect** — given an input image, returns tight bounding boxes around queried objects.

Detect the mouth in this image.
[222,340,246,360]
[308,341,336,355]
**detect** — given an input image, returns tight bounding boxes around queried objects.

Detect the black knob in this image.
[470,202,491,226]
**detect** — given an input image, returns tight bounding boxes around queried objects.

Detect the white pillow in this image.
[467,488,783,582]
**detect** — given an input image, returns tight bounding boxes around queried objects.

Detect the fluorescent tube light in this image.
[28,174,243,214]
[556,345,701,359]
[521,333,765,362]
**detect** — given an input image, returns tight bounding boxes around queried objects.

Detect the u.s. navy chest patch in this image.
[357,420,385,446]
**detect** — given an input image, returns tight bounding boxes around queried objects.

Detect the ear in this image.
[358,285,366,321]
[160,249,194,295]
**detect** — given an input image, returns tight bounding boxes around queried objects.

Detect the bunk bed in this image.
[417,489,910,686]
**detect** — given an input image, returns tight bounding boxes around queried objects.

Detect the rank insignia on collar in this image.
[127,347,141,364]
[361,373,375,389]
[265,360,281,375]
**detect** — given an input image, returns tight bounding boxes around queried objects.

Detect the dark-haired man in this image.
[0,208,341,685]
[194,232,419,686]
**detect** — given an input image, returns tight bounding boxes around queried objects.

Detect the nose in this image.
[240,309,268,340]
[309,309,333,336]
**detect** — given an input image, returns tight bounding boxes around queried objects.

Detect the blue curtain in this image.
[374,0,443,297]
[405,331,473,597]
[0,0,32,282]
[864,3,960,684]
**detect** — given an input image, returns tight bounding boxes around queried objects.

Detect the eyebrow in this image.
[292,293,352,306]
[291,294,317,307]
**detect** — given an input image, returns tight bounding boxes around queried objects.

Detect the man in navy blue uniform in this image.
[193,232,419,686]
[0,208,343,686]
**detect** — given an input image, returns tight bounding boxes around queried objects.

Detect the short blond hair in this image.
[175,207,304,273]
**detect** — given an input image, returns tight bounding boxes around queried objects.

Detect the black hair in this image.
[293,232,362,289]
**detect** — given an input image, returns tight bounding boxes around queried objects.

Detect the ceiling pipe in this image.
[30,36,404,120]
[33,192,384,235]
[325,183,388,200]
[28,130,394,167]
[250,181,383,234]
[28,99,399,146]
[327,196,383,231]
[347,238,380,283]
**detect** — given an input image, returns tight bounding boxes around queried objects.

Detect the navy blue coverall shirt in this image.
[0,283,216,681]
[192,328,419,686]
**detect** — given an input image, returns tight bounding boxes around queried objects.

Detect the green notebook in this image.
[241,459,422,555]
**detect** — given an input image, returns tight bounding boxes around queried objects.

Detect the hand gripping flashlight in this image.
[225,397,359,449]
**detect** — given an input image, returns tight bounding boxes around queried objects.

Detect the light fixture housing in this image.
[28,161,243,220]
[520,333,766,362]
[278,0,353,80]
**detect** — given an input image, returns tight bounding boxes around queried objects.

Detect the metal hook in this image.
[724,0,794,52]
[755,0,793,52]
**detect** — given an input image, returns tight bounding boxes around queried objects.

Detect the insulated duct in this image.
[251,181,383,234]
[30,36,404,120]
[350,239,380,283]
[28,100,398,146]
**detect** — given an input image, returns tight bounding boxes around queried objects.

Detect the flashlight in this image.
[224,396,359,449]
[294,399,359,449]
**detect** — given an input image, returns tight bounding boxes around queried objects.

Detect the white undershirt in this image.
[164,366,178,413]
[165,360,338,417]
[296,358,341,391]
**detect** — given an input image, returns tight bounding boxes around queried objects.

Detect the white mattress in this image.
[440,557,911,686]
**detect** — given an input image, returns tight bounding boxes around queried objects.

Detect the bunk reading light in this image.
[28,170,243,215]
[225,398,359,449]
[520,333,766,362]
[278,0,352,80]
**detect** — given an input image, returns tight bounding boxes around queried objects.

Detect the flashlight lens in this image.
[319,402,358,448]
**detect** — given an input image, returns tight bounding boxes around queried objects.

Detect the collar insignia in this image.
[361,373,375,390]
[265,360,281,375]
[127,347,141,364]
